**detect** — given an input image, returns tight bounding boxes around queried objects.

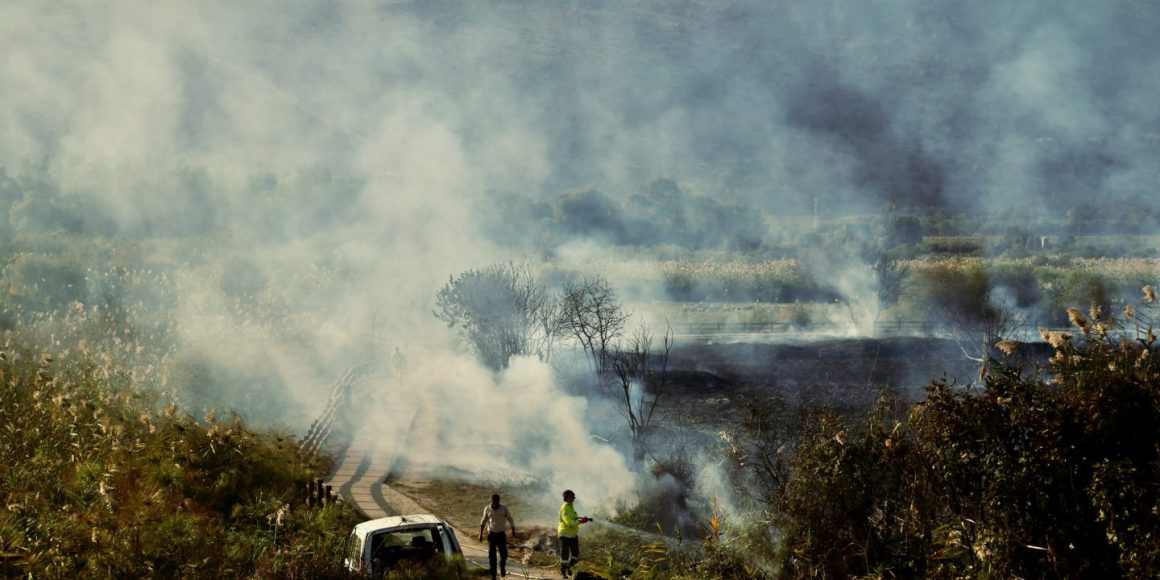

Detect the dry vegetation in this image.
[0,236,372,578]
[0,333,362,578]
[5,227,1160,577]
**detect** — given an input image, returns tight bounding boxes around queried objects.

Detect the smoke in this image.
[361,353,636,511]
[6,2,1158,218]
[3,0,1158,517]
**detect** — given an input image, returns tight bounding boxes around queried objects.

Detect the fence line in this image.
[298,361,385,458]
[674,320,936,336]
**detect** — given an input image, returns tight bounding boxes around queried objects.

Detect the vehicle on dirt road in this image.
[344,514,464,575]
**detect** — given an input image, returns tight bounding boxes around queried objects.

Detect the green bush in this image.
[921,237,981,255]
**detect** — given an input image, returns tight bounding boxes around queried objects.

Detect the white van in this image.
[344,514,464,575]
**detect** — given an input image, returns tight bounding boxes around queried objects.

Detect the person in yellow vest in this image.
[557,489,589,578]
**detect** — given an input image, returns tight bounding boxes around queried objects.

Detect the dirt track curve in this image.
[326,403,564,579]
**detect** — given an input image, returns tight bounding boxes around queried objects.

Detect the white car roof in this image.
[353,514,447,538]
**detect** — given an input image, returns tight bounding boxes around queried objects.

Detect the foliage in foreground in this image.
[624,292,1160,579]
[758,293,1160,578]
[0,336,361,579]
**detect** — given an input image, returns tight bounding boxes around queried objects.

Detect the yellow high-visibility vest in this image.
[558,502,579,537]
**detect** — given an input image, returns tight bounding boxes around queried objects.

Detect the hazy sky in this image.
[4,1,1158,219]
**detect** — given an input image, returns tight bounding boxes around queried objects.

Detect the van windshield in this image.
[368,527,442,573]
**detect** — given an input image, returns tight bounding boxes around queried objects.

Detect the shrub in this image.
[773,391,931,578]
[757,294,1160,578]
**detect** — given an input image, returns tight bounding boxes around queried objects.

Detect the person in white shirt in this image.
[479,493,517,579]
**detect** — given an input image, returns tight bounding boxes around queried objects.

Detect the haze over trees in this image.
[433,265,636,377]
[436,266,676,471]
[558,275,631,374]
[434,262,558,370]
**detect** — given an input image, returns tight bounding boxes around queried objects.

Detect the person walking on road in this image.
[479,493,516,579]
[557,489,589,578]
[390,346,408,381]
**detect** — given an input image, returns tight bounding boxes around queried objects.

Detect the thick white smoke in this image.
[359,352,636,514]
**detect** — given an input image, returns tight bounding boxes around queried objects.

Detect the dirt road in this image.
[327,418,564,579]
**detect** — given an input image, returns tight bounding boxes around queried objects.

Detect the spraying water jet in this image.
[585,518,687,549]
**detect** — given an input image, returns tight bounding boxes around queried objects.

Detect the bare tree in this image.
[947,298,1029,381]
[434,263,557,370]
[610,320,673,468]
[920,265,1028,379]
[558,275,629,373]
[721,392,796,510]
[531,292,564,363]
[874,254,909,321]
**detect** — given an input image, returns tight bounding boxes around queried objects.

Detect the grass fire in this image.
[3,1,1160,578]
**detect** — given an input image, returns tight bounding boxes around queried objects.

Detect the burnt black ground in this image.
[656,336,1052,428]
